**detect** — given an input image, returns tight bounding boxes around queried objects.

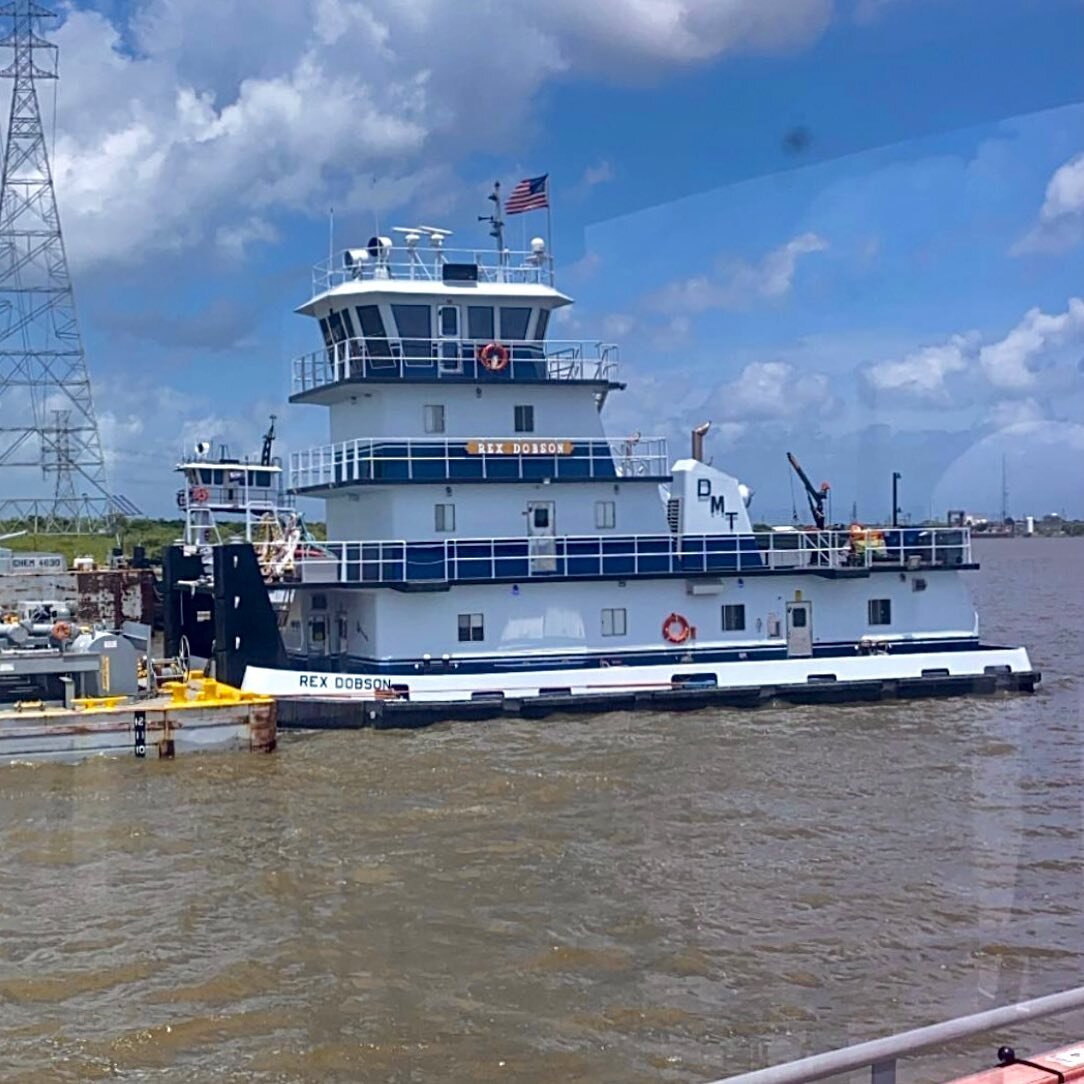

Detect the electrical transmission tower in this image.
[0,0,129,532]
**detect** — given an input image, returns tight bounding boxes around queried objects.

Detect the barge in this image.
[0,600,275,763]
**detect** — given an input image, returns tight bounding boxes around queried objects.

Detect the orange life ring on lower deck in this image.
[662,612,693,644]
[477,341,510,372]
[192,486,210,504]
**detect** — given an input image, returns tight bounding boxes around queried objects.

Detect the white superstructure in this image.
[164,214,1038,721]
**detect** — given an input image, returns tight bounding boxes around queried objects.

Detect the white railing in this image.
[291,337,620,395]
[288,527,974,586]
[314,247,554,292]
[704,984,1084,1084]
[289,436,669,490]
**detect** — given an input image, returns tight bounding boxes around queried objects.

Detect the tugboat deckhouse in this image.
[162,193,1039,727]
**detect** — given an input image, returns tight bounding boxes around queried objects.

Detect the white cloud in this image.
[716,360,835,420]
[48,0,833,270]
[534,0,832,66]
[979,298,1084,390]
[1013,152,1084,254]
[651,232,829,313]
[582,160,615,187]
[985,398,1045,429]
[215,217,280,261]
[863,334,976,402]
[602,313,637,338]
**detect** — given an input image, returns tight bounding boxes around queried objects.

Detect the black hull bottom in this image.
[276,668,1040,731]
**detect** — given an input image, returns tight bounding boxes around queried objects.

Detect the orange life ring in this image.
[477,341,510,372]
[662,612,692,644]
[192,486,210,504]
[51,620,72,642]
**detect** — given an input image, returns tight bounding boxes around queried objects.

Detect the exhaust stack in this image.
[691,421,711,462]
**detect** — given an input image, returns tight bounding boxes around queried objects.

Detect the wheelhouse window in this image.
[468,306,494,340]
[356,304,390,361]
[435,503,455,532]
[356,304,386,338]
[499,306,531,341]
[514,405,534,433]
[868,599,892,625]
[601,608,627,637]
[326,310,346,343]
[534,309,550,341]
[423,404,445,433]
[722,604,746,632]
[391,304,432,359]
[339,308,356,338]
[595,500,615,529]
[458,613,484,642]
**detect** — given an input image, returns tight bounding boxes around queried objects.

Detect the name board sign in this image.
[243,666,406,699]
[6,553,66,572]
[466,439,573,456]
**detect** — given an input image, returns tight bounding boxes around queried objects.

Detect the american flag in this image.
[505,174,549,214]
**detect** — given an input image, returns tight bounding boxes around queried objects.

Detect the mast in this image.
[480,181,505,265]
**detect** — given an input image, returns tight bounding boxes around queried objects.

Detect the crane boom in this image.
[260,415,277,467]
[786,451,830,529]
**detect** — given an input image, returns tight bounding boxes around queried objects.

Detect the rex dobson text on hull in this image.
[162,184,1039,726]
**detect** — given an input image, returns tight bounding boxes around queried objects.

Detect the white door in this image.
[785,601,812,658]
[437,305,461,373]
[527,500,556,572]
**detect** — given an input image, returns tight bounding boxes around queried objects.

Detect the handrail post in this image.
[871,1059,896,1084]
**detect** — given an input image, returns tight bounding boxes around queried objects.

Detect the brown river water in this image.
[0,538,1081,1082]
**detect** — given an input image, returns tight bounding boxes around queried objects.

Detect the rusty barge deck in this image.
[0,676,276,765]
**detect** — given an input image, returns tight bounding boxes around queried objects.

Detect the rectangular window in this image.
[390,304,432,359]
[339,308,356,338]
[595,500,616,529]
[356,304,386,338]
[868,599,892,625]
[499,306,531,341]
[514,404,534,433]
[722,604,746,632]
[423,404,445,433]
[435,503,455,532]
[534,309,550,341]
[601,608,627,637]
[356,304,391,361]
[438,305,459,336]
[458,613,484,642]
[326,310,346,343]
[467,305,494,340]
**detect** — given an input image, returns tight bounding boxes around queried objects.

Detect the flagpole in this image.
[545,175,553,285]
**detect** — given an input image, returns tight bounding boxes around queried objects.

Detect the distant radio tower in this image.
[0,0,132,531]
[1000,454,1009,524]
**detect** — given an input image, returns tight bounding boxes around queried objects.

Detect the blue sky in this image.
[28,0,1084,520]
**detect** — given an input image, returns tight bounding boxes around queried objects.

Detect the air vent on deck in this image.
[442,262,479,283]
[666,498,681,533]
